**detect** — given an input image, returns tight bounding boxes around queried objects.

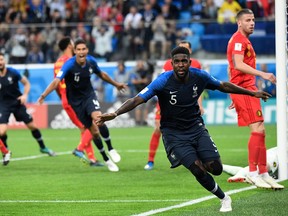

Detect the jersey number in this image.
[93,99,100,109]
[74,75,80,82]
[169,95,177,105]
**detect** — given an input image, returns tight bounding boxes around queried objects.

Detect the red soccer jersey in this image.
[227,31,256,88]
[162,58,202,71]
[54,55,70,94]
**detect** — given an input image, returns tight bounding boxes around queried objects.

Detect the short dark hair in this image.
[0,52,4,57]
[58,36,71,51]
[236,9,254,20]
[178,40,191,49]
[74,38,86,48]
[171,46,190,58]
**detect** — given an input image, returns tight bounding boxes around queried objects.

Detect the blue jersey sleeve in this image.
[137,72,169,101]
[196,69,221,90]
[87,55,101,74]
[9,67,22,81]
[56,57,75,80]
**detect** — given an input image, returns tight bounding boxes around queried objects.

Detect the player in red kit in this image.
[227,9,283,189]
[144,41,204,170]
[54,37,121,169]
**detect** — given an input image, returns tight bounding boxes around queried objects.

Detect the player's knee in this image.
[204,160,223,176]
[189,162,206,179]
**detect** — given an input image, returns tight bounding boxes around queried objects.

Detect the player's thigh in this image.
[13,104,33,124]
[231,94,263,126]
[196,129,220,163]
[0,106,11,125]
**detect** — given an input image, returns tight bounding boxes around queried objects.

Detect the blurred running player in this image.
[54,37,121,168]
[0,53,55,157]
[38,38,127,172]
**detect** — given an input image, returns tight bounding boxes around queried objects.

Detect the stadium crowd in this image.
[0,0,275,64]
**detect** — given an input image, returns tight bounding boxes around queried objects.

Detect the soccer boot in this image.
[40,147,56,156]
[105,159,119,172]
[108,149,121,163]
[262,175,285,190]
[227,176,246,183]
[72,149,89,164]
[144,161,154,170]
[220,194,232,212]
[246,174,271,189]
[3,151,11,166]
[90,160,105,167]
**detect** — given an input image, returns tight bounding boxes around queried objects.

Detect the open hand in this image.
[95,112,117,126]
[254,91,272,102]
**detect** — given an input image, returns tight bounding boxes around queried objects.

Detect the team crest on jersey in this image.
[192,84,198,98]
[8,76,13,84]
[89,67,93,74]
[256,110,262,117]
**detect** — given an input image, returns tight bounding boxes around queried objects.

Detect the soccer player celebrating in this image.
[144,40,204,170]
[227,8,283,189]
[0,53,55,157]
[54,37,121,167]
[38,38,127,172]
[96,46,272,212]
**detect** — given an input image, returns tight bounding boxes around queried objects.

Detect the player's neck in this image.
[0,67,6,77]
[238,29,250,38]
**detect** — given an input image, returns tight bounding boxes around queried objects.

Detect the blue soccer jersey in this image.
[56,55,101,106]
[0,67,23,106]
[138,68,221,129]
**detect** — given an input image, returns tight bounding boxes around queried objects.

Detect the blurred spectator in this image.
[83,32,95,56]
[140,2,157,60]
[0,0,8,22]
[149,14,168,60]
[5,25,28,64]
[203,0,218,19]
[96,0,112,21]
[26,0,46,23]
[49,0,65,19]
[5,0,28,24]
[190,0,204,20]
[91,23,114,61]
[161,3,175,20]
[113,60,133,102]
[163,0,180,20]
[217,0,242,24]
[77,0,88,21]
[108,6,124,51]
[123,5,143,59]
[130,60,153,125]
[83,0,97,22]
[0,23,10,54]
[26,42,45,64]
[149,0,161,15]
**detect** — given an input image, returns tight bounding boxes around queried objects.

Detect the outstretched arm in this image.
[217,81,271,101]
[98,71,127,92]
[37,78,61,104]
[96,96,145,125]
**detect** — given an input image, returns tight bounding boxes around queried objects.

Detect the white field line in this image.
[132,186,256,216]
[0,199,190,203]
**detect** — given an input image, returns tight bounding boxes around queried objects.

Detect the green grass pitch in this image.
[0,124,287,216]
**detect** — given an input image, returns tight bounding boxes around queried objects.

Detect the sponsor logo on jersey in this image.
[234,43,242,51]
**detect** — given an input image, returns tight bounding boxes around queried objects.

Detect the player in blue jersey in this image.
[0,53,55,156]
[38,38,127,172]
[96,46,272,212]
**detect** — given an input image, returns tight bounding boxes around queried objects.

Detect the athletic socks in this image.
[99,124,112,151]
[196,173,225,199]
[93,137,109,161]
[248,132,267,174]
[0,134,8,148]
[31,129,45,149]
[0,139,8,154]
[148,131,161,162]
